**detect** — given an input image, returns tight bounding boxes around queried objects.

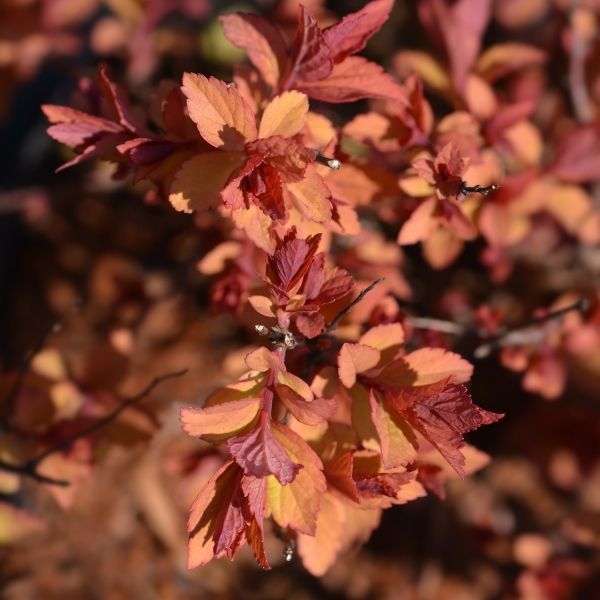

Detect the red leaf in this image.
[285,5,333,88]
[322,0,394,64]
[298,56,407,103]
[315,268,354,305]
[187,460,246,567]
[97,64,144,133]
[325,451,359,501]
[267,231,321,293]
[220,13,288,88]
[387,382,503,476]
[241,476,270,569]
[227,412,301,484]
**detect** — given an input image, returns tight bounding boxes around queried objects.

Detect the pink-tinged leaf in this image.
[338,343,381,388]
[42,105,123,147]
[549,126,600,183]
[181,73,257,150]
[227,413,300,484]
[323,0,394,64]
[484,100,536,140]
[220,13,288,88]
[187,460,246,568]
[268,231,321,293]
[379,347,473,387]
[419,0,492,94]
[169,151,243,213]
[387,382,503,476]
[369,389,418,469]
[244,347,284,373]
[523,353,567,400]
[286,5,333,88]
[436,140,470,179]
[258,91,308,139]
[266,422,326,535]
[296,312,326,338]
[55,132,131,172]
[180,397,261,440]
[299,56,408,103]
[277,384,335,425]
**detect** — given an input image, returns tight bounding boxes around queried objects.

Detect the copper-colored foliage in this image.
[1,0,600,597]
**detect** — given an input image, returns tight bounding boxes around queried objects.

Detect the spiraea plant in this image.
[29,0,599,580]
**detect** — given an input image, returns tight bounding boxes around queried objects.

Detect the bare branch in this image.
[0,319,63,430]
[324,278,384,333]
[459,182,499,197]
[474,298,589,359]
[0,458,70,487]
[0,368,188,486]
[255,325,299,349]
[406,316,467,336]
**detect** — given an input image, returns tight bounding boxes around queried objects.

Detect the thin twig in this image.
[324,278,384,333]
[0,458,71,487]
[459,182,499,197]
[0,368,188,486]
[474,298,589,359]
[0,319,63,429]
[568,7,596,123]
[406,316,467,336]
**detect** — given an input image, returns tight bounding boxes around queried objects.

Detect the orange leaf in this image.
[248,295,276,317]
[180,397,261,440]
[182,73,257,150]
[338,343,381,388]
[475,43,546,82]
[231,204,276,253]
[397,197,438,244]
[245,347,284,372]
[277,370,313,402]
[379,348,473,387]
[286,165,332,223]
[297,493,345,576]
[369,389,418,469]
[258,91,308,139]
[266,422,326,535]
[220,13,287,88]
[169,152,243,213]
